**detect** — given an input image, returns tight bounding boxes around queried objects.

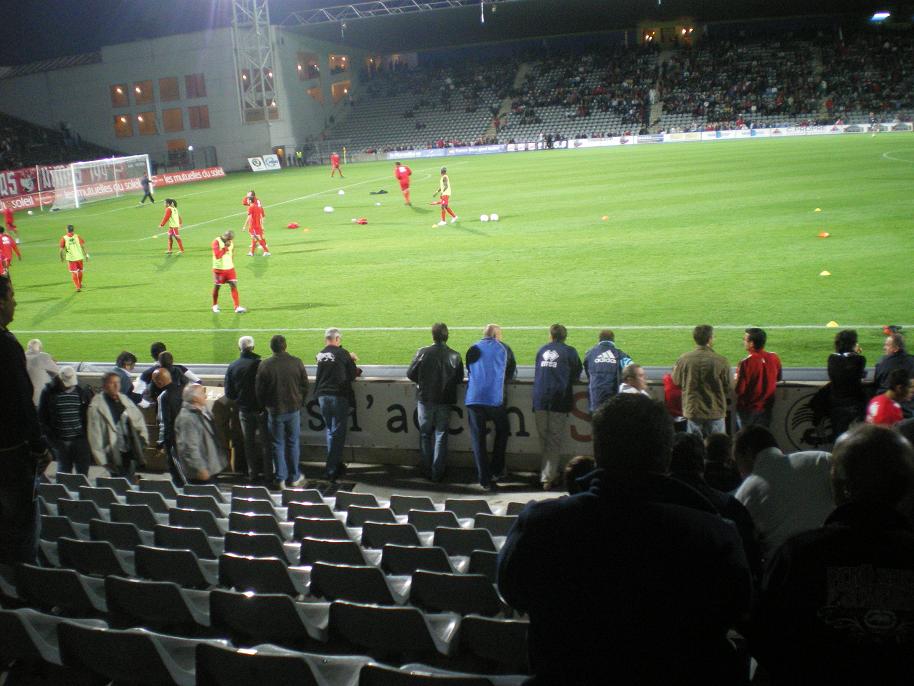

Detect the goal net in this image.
[49,154,151,211]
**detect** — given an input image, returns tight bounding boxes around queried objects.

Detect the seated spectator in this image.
[874,332,914,418]
[704,431,742,493]
[734,425,833,561]
[38,366,92,476]
[866,368,912,427]
[25,339,58,407]
[498,393,752,685]
[563,455,596,495]
[174,384,227,484]
[87,372,148,479]
[752,424,914,684]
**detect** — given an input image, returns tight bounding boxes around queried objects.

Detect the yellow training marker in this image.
[826,321,839,328]
[819,270,831,276]
[601,215,609,221]
[814,208,822,212]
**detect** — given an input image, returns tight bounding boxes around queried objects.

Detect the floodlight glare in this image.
[871,11,890,21]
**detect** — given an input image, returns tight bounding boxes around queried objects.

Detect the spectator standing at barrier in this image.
[139,172,155,204]
[583,330,632,412]
[672,324,731,437]
[174,384,227,484]
[753,425,914,684]
[734,327,782,428]
[866,368,912,427]
[406,323,464,482]
[827,329,867,439]
[256,335,309,489]
[874,332,914,418]
[25,339,58,407]
[152,368,186,486]
[619,363,650,396]
[0,274,51,565]
[112,351,141,404]
[733,425,833,560]
[87,371,148,479]
[38,366,92,477]
[225,335,272,486]
[314,328,359,482]
[532,324,583,490]
[135,341,167,400]
[498,394,752,685]
[465,324,517,491]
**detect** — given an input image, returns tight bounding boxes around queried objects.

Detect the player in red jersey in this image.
[158,198,184,255]
[394,161,412,205]
[0,226,21,278]
[330,151,343,178]
[866,368,911,427]
[59,224,88,292]
[242,191,270,256]
[211,230,245,313]
[3,205,19,243]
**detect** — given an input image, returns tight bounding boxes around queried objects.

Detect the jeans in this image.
[417,401,452,482]
[737,407,772,430]
[686,417,727,438]
[267,410,301,485]
[466,404,509,487]
[319,396,350,480]
[53,436,91,476]
[535,410,568,486]
[240,410,272,483]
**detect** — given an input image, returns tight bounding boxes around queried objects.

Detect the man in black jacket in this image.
[224,335,271,485]
[153,367,186,485]
[38,366,93,476]
[406,322,464,482]
[314,328,359,482]
[874,332,914,417]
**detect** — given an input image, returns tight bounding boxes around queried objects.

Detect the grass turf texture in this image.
[7,133,913,368]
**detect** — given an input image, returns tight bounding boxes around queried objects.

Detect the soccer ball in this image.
[490,213,499,222]
[323,206,334,213]
[338,190,345,195]
[375,202,381,206]
[480,214,490,222]
[27,210,34,215]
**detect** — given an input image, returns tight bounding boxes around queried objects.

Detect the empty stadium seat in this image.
[390,494,437,516]
[361,522,422,549]
[347,505,398,528]
[299,537,373,566]
[288,501,336,520]
[473,514,517,537]
[282,488,325,506]
[231,484,275,503]
[381,544,457,576]
[433,528,496,558]
[154,524,222,559]
[408,510,460,532]
[56,472,90,491]
[410,571,505,617]
[293,516,351,541]
[183,483,227,503]
[104,575,212,636]
[111,502,163,531]
[58,536,135,577]
[0,607,107,668]
[127,489,172,514]
[89,518,149,550]
[177,494,227,519]
[57,498,106,524]
[39,514,85,542]
[358,662,524,685]
[169,507,226,537]
[37,482,72,505]
[208,588,329,648]
[458,616,530,674]
[334,490,380,511]
[443,499,492,519]
[232,496,283,519]
[229,511,290,539]
[138,478,181,500]
[224,531,294,563]
[96,476,134,496]
[196,642,367,686]
[135,545,218,589]
[218,553,309,597]
[16,563,107,617]
[468,550,498,584]
[309,562,409,605]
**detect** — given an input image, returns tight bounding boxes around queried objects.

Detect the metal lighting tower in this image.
[231,0,277,126]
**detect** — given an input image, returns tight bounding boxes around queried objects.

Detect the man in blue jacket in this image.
[465,324,516,491]
[533,324,583,490]
[583,329,632,412]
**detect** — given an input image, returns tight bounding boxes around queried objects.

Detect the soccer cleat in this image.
[437,221,446,226]
[450,216,459,224]
[15,238,20,244]
[234,306,247,313]
[212,305,220,313]
[165,251,172,255]
[247,252,254,257]
[262,251,271,256]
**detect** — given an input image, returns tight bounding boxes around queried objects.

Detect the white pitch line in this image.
[14,324,912,335]
[881,151,914,165]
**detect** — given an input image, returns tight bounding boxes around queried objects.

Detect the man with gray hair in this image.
[26,338,58,407]
[224,335,271,485]
[175,384,228,484]
[314,328,360,482]
[619,363,650,396]
[874,332,914,418]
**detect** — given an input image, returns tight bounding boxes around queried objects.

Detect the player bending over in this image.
[0,225,21,278]
[243,191,270,256]
[433,166,457,226]
[3,205,19,243]
[211,230,246,313]
[394,161,412,205]
[59,224,88,292]
[159,198,184,255]
[330,151,343,178]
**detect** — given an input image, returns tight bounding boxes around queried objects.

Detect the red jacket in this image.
[735,350,782,412]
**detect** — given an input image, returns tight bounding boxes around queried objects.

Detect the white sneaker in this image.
[289,475,306,488]
[450,216,458,224]
[234,306,247,313]
[212,305,220,313]
[263,251,271,256]
[246,252,253,257]
[436,220,446,226]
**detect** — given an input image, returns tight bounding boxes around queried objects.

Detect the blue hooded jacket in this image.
[583,340,632,412]
[465,337,511,407]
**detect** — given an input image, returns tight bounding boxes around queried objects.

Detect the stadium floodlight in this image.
[870,11,891,21]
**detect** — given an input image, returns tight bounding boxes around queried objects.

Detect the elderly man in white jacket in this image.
[174,384,228,484]
[87,372,148,478]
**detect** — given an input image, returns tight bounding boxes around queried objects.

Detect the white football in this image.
[490,213,499,221]
[480,214,489,222]
[27,210,34,215]
[375,202,381,206]
[338,189,345,195]
[323,206,334,213]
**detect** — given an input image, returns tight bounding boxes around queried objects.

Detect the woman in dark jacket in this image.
[38,366,93,475]
[827,329,867,440]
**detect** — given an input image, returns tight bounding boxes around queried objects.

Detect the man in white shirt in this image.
[619,363,650,396]
[25,339,58,406]
[733,425,833,560]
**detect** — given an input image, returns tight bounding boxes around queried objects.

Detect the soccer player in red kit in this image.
[211,230,245,313]
[242,191,270,256]
[59,224,88,292]
[3,205,19,243]
[394,161,412,205]
[330,152,343,178]
[0,226,21,278]
[159,198,184,255]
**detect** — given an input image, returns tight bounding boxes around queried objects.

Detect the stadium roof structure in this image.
[281,0,519,25]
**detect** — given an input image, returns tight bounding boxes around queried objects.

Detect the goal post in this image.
[50,154,151,211]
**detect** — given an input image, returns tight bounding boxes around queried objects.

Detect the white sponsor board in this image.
[247,156,267,172]
[262,154,281,170]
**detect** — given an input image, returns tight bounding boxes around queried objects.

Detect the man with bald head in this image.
[153,367,186,485]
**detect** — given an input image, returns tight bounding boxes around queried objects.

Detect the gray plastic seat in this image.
[154,524,221,560]
[89,518,147,550]
[218,553,307,597]
[410,571,504,617]
[408,509,460,532]
[232,497,281,519]
[196,642,365,686]
[229,511,287,539]
[136,544,217,589]
[433,528,496,557]
[389,494,436,516]
[208,588,328,649]
[361,522,421,549]
[381,544,454,575]
[58,537,134,577]
[105,574,211,635]
[177,494,226,519]
[96,476,134,496]
[282,488,324,506]
[287,502,336,520]
[293,516,350,541]
[56,472,90,491]
[183,483,226,503]
[37,482,72,505]
[299,537,367,566]
[346,505,397,528]
[468,549,498,584]
[127,489,172,514]
[138,478,180,500]
[231,484,274,503]
[224,531,290,562]
[16,563,108,617]
[309,562,407,605]
[169,507,225,537]
[474,513,517,537]
[458,615,530,674]
[39,514,83,542]
[333,490,380,511]
[57,498,106,524]
[0,608,107,668]
[443,499,492,519]
[111,502,161,531]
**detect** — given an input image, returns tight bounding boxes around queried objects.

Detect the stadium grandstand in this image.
[1,1,914,685]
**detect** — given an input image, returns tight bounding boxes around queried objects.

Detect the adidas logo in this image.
[594,350,617,365]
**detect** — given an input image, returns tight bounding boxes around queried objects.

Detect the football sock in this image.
[250,238,257,253]
[176,237,184,252]
[230,286,240,308]
[212,286,220,306]
[259,238,268,251]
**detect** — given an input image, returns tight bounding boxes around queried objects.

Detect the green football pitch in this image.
[7,133,914,368]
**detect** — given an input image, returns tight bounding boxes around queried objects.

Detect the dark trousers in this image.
[417,401,452,482]
[737,407,772,430]
[466,404,509,487]
[0,443,39,565]
[140,190,154,203]
[53,436,91,476]
[239,410,272,483]
[318,396,350,480]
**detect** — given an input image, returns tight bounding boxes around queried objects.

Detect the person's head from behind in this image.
[564,455,597,494]
[670,432,706,478]
[270,334,287,353]
[834,329,858,354]
[66,224,75,235]
[27,339,42,354]
[432,322,449,344]
[183,382,206,408]
[151,367,172,389]
[150,341,167,361]
[693,324,714,347]
[621,363,647,391]
[102,372,121,400]
[705,432,733,465]
[733,425,779,477]
[158,351,174,369]
[598,329,614,343]
[324,328,341,346]
[592,394,673,477]
[238,335,255,352]
[550,323,567,343]
[116,351,137,370]
[744,327,766,352]
[165,198,177,208]
[832,424,914,507]
[483,323,501,341]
